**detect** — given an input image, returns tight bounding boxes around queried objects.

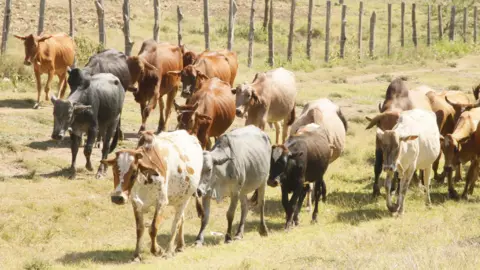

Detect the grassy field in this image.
[1,0,480,269]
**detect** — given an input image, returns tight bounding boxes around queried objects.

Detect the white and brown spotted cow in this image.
[101,130,203,261]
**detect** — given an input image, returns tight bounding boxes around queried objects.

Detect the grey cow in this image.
[51,73,125,180]
[196,125,270,245]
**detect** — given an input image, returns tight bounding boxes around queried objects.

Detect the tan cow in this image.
[232,67,297,144]
[14,33,75,109]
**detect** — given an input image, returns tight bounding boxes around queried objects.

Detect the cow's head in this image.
[441,134,462,172]
[376,129,418,174]
[101,147,166,205]
[268,145,303,188]
[181,46,197,67]
[14,33,52,66]
[174,100,199,130]
[445,96,480,113]
[126,56,158,94]
[198,141,232,196]
[232,82,259,118]
[167,66,209,98]
[50,95,92,140]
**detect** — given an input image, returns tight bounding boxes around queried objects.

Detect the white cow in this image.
[374,109,440,215]
[101,130,203,261]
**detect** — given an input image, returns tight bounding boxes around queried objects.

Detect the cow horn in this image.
[445,96,476,110]
[378,101,384,112]
[365,113,387,130]
[50,94,57,104]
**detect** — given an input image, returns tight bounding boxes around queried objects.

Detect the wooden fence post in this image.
[387,3,391,56]
[38,0,46,35]
[325,0,331,62]
[227,0,238,50]
[177,6,183,47]
[306,0,313,59]
[204,0,210,50]
[412,3,417,47]
[449,6,456,41]
[153,0,160,42]
[263,0,269,29]
[358,1,363,59]
[340,4,347,59]
[475,7,478,44]
[287,0,296,62]
[401,2,405,47]
[123,0,134,56]
[1,0,12,55]
[268,0,274,66]
[438,5,443,40]
[69,0,75,38]
[463,7,467,43]
[247,0,256,67]
[427,5,431,46]
[95,0,106,47]
[369,11,376,58]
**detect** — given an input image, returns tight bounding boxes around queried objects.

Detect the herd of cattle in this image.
[12,32,480,260]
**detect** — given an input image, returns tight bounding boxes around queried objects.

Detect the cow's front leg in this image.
[225,193,239,243]
[397,168,415,215]
[149,207,165,257]
[157,97,165,134]
[162,86,178,132]
[294,185,308,225]
[57,72,68,99]
[139,101,147,133]
[133,208,145,262]
[69,133,81,180]
[34,69,42,109]
[234,194,248,240]
[257,182,269,236]
[195,194,211,246]
[45,69,55,100]
[84,126,97,172]
[373,148,383,197]
[175,216,185,252]
[311,179,323,223]
[273,122,281,144]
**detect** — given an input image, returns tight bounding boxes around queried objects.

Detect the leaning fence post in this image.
[475,7,478,44]
[203,0,210,50]
[177,6,183,47]
[427,5,431,46]
[38,0,46,35]
[287,0,296,62]
[95,0,106,47]
[358,1,363,59]
[247,0,256,67]
[268,0,274,66]
[325,0,331,62]
[1,0,12,55]
[450,6,456,41]
[463,7,467,43]
[340,4,347,59]
[153,0,160,42]
[412,3,417,47]
[306,0,314,59]
[387,3,391,56]
[438,5,443,40]
[227,0,238,50]
[122,0,134,56]
[401,1,405,47]
[369,11,376,58]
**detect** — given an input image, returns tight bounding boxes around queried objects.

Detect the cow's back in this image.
[409,85,434,111]
[84,49,131,90]
[42,34,75,70]
[195,50,238,86]
[382,78,412,112]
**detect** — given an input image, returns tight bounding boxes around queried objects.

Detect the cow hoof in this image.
[310,219,318,225]
[461,194,469,200]
[68,174,76,180]
[131,256,142,263]
[448,189,460,200]
[224,235,233,244]
[259,228,269,237]
[162,251,174,259]
[372,189,381,198]
[194,241,203,247]
[175,246,184,253]
[33,103,40,109]
[86,164,93,172]
[233,234,243,241]
[95,172,104,179]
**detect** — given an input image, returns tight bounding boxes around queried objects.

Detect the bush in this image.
[0,57,34,85]
[74,36,104,66]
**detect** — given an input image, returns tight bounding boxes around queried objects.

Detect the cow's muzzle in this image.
[111,195,127,205]
[267,177,280,188]
[23,59,32,66]
[235,108,245,118]
[444,166,453,173]
[51,131,65,141]
[383,164,396,173]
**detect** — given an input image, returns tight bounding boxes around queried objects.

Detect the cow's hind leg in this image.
[433,152,445,183]
[162,87,178,133]
[150,208,165,257]
[84,125,97,172]
[257,182,269,236]
[274,122,281,144]
[293,184,308,226]
[234,194,248,240]
[373,148,383,197]
[312,177,323,224]
[96,125,113,179]
[423,168,432,206]
[45,69,55,99]
[175,216,185,252]
[133,209,145,262]
[282,118,289,144]
[57,72,68,99]
[165,198,190,257]
[195,194,211,246]
[157,97,166,134]
[462,159,479,199]
[225,193,239,243]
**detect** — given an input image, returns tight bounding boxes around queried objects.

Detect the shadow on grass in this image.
[251,198,284,217]
[27,139,70,150]
[336,208,389,225]
[58,249,133,265]
[327,191,375,208]
[11,167,72,180]
[0,98,35,109]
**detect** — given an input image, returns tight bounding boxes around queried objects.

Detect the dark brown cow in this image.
[174,77,235,149]
[127,40,185,133]
[14,32,75,108]
[168,50,238,98]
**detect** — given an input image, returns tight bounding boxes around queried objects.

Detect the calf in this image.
[51,73,124,179]
[372,109,440,215]
[269,125,332,229]
[232,67,297,144]
[101,130,203,261]
[174,77,235,149]
[196,126,270,245]
[14,32,75,108]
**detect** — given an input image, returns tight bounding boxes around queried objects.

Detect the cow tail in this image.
[194,192,205,219]
[109,125,120,153]
[287,106,296,126]
[337,108,348,132]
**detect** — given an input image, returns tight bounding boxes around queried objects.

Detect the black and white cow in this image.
[51,73,125,179]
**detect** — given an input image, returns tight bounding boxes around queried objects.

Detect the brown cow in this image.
[426,91,475,182]
[14,32,75,109]
[127,40,185,133]
[168,50,238,98]
[174,77,236,149]
[440,103,480,200]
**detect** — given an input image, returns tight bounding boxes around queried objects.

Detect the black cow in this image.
[68,49,131,141]
[51,73,125,180]
[268,126,331,229]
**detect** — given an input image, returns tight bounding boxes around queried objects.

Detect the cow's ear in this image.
[288,152,303,158]
[195,112,213,121]
[251,91,259,104]
[100,156,116,167]
[140,59,157,71]
[400,135,418,141]
[134,151,143,161]
[173,99,182,112]
[212,155,232,165]
[167,71,181,78]
[50,94,57,105]
[365,114,384,130]
[231,88,237,95]
[137,160,159,176]
[37,35,52,42]
[439,134,445,143]
[13,34,26,40]
[196,70,209,81]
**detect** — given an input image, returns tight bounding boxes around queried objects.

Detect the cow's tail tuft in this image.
[194,192,205,219]
[109,125,120,153]
[287,106,296,126]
